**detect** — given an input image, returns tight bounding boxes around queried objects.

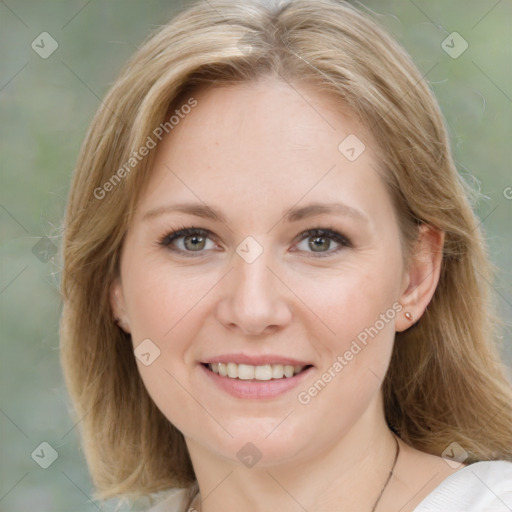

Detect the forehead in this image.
[136,79,391,225]
[165,78,370,165]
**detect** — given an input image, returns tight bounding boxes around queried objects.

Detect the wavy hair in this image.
[59,0,512,502]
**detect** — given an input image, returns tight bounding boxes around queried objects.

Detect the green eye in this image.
[159,226,351,258]
[160,227,215,254]
[294,228,351,257]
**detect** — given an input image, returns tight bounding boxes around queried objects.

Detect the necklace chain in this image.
[189,435,400,512]
[371,434,400,512]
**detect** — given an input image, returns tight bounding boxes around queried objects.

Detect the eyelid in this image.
[298,224,352,247]
[159,226,213,246]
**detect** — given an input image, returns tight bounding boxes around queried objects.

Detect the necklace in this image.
[188,435,400,512]
[371,434,400,512]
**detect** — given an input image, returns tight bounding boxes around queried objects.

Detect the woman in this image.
[59,0,512,511]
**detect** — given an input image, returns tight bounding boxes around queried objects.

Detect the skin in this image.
[112,78,459,511]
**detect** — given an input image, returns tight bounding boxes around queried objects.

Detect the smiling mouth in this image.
[203,362,313,380]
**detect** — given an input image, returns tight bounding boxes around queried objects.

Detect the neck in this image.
[185,396,399,512]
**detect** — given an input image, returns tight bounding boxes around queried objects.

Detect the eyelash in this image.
[157,224,352,258]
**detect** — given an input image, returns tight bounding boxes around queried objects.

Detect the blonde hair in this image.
[59,0,512,503]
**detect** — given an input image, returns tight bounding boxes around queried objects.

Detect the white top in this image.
[147,460,512,511]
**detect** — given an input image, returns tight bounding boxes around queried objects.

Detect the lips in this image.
[199,354,314,399]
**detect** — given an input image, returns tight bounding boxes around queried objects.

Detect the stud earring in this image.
[404,312,413,322]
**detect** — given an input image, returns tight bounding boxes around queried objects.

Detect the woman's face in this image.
[112,79,411,467]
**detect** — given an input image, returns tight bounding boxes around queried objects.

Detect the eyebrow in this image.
[142,201,368,225]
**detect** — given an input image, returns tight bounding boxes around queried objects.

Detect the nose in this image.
[215,248,293,336]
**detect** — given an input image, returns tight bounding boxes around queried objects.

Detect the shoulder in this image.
[414,460,512,512]
[146,486,198,512]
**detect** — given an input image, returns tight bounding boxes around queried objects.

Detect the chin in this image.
[192,415,320,468]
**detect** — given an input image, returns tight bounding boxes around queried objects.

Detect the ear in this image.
[396,224,444,332]
[110,278,131,334]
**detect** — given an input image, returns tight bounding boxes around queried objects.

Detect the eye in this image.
[158,225,352,258]
[293,227,351,257]
[158,226,217,255]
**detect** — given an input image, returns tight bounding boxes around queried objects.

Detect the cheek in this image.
[290,269,399,436]
[122,263,214,433]
[297,261,401,341]
[123,260,222,342]
[293,258,402,406]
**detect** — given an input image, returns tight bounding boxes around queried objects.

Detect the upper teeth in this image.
[209,363,305,380]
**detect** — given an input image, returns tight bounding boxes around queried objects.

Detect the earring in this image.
[404,312,413,322]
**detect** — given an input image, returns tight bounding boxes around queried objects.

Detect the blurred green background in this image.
[1,0,511,510]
